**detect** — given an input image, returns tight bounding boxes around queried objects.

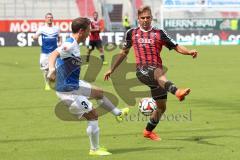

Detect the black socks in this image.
[164,81,178,95]
[146,118,159,131]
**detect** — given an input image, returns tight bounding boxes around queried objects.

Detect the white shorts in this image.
[56,80,93,118]
[40,53,49,71]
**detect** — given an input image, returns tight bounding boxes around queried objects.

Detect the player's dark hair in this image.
[137,6,152,17]
[71,17,90,33]
[45,12,53,18]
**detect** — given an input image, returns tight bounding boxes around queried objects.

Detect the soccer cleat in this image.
[175,88,191,101]
[45,84,51,91]
[102,61,108,65]
[143,129,161,141]
[89,148,112,156]
[116,108,129,122]
[98,146,107,151]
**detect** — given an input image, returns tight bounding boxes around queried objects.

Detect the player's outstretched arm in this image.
[47,50,60,81]
[104,49,129,81]
[174,45,198,58]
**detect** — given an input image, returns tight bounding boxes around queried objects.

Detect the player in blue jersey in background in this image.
[32,12,62,90]
[47,17,129,156]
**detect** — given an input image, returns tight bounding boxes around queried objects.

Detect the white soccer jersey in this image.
[36,25,60,54]
[56,35,80,59]
[55,35,81,92]
[54,35,93,118]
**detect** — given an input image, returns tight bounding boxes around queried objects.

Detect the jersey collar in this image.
[139,26,153,32]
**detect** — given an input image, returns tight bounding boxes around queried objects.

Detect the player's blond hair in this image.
[137,6,152,17]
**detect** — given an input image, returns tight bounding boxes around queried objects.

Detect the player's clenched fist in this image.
[189,49,198,58]
[47,68,56,81]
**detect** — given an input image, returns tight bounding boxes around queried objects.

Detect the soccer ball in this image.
[138,98,157,116]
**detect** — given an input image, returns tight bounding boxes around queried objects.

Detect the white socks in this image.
[86,120,99,150]
[97,96,122,116]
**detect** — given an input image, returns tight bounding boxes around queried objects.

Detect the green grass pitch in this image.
[0,45,240,160]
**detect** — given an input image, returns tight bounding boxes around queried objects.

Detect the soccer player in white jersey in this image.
[47,17,129,156]
[32,12,62,91]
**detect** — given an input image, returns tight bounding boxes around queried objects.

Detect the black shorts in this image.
[88,40,102,50]
[136,66,167,100]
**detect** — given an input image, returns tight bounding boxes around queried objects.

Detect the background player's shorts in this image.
[136,66,167,100]
[56,80,93,118]
[39,53,50,71]
[88,40,102,50]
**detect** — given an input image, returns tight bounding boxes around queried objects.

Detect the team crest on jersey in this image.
[150,32,156,37]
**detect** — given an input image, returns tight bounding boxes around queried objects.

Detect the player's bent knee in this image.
[91,88,103,99]
[83,109,98,120]
[98,89,104,98]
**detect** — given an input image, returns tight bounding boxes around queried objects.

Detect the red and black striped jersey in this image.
[123,27,178,67]
[89,20,101,41]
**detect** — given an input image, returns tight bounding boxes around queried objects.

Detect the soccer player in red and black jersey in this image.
[86,11,108,65]
[104,6,198,141]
